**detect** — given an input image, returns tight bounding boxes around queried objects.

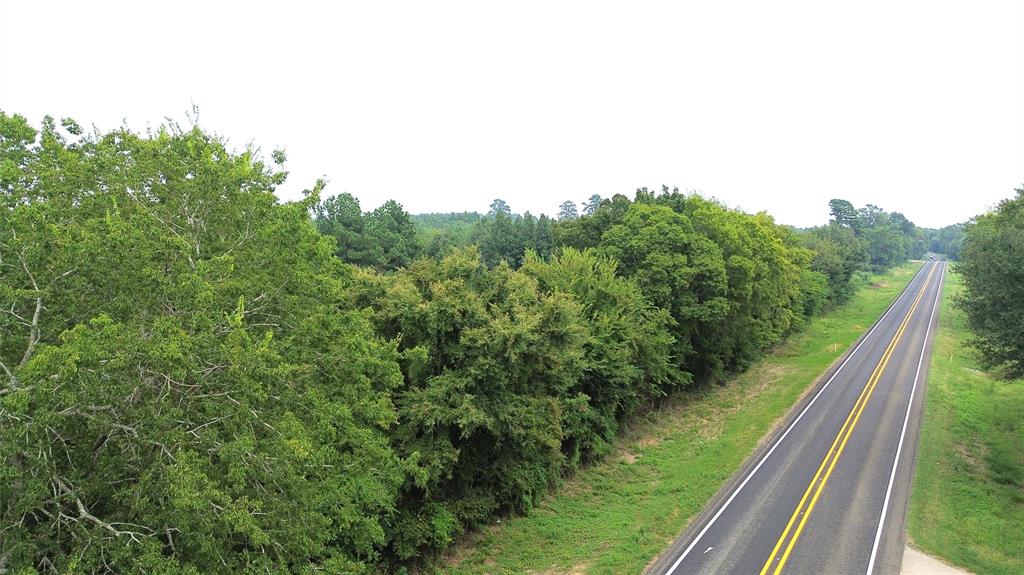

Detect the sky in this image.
[1,1,1021,228]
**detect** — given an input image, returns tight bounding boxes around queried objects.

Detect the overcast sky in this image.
[1,1,1022,228]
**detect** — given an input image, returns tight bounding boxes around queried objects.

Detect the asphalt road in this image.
[646,261,945,575]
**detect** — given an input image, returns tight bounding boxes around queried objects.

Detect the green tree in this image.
[656,192,813,372]
[488,198,511,217]
[558,200,578,220]
[365,199,422,270]
[350,248,588,560]
[829,198,860,230]
[0,113,406,574]
[800,223,869,303]
[314,191,383,267]
[957,187,1024,376]
[597,203,729,381]
[554,193,631,249]
[521,249,679,464]
[582,194,602,216]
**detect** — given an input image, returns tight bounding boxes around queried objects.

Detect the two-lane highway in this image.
[647,261,945,575]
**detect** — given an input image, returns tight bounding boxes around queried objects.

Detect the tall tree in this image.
[314,191,382,267]
[597,203,729,381]
[828,198,860,230]
[582,194,602,216]
[0,113,406,574]
[957,187,1024,376]
[366,199,422,270]
[558,200,578,221]
[488,198,511,217]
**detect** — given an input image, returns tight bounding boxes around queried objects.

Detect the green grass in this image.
[441,262,923,575]
[907,271,1024,575]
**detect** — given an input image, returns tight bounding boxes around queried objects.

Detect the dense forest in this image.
[0,114,932,574]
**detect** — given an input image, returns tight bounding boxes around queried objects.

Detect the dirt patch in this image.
[638,436,662,448]
[871,281,891,289]
[619,450,638,464]
[952,441,988,474]
[445,523,505,569]
[531,560,592,575]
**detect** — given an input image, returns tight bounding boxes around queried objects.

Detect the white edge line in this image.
[663,262,932,575]
[864,262,944,574]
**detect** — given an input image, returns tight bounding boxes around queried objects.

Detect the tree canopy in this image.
[956,187,1024,376]
[0,112,405,574]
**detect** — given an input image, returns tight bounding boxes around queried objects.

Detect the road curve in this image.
[646,261,945,575]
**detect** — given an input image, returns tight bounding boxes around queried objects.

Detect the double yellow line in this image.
[758,264,937,575]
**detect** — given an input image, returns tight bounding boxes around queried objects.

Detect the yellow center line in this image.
[758,264,936,575]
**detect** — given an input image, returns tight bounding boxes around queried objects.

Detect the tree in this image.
[351,248,589,560]
[597,203,729,381]
[0,114,406,574]
[656,192,813,371]
[521,249,678,464]
[365,199,422,270]
[533,214,554,259]
[554,193,631,249]
[800,223,869,303]
[828,198,860,230]
[582,194,602,216]
[314,192,382,267]
[925,223,964,259]
[488,198,511,217]
[957,187,1024,376]
[557,200,578,221]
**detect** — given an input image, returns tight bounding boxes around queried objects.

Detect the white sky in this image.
[1,1,1022,228]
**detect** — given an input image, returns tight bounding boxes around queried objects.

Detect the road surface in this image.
[646,261,945,575]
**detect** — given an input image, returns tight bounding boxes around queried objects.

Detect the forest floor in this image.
[905,271,1023,575]
[440,263,922,575]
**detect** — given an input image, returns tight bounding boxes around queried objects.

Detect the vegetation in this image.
[313,192,421,271]
[0,113,405,574]
[443,264,921,574]
[908,272,1023,575]
[924,223,964,259]
[956,187,1024,376]
[0,112,928,573]
[412,212,480,259]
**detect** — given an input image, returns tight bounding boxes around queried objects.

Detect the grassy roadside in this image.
[440,262,922,575]
[906,272,1023,575]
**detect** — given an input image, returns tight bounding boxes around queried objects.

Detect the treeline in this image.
[924,223,965,259]
[0,114,922,574]
[957,187,1024,376]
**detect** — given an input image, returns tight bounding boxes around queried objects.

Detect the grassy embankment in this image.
[442,262,922,575]
[906,271,1023,575]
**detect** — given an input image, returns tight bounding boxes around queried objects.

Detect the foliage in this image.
[413,212,481,259]
[956,187,1024,376]
[557,189,834,383]
[596,202,729,380]
[924,223,964,259]
[350,248,590,560]
[313,193,421,271]
[521,248,679,463]
[824,198,925,271]
[470,211,554,269]
[557,201,578,221]
[0,112,406,574]
[655,193,816,373]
